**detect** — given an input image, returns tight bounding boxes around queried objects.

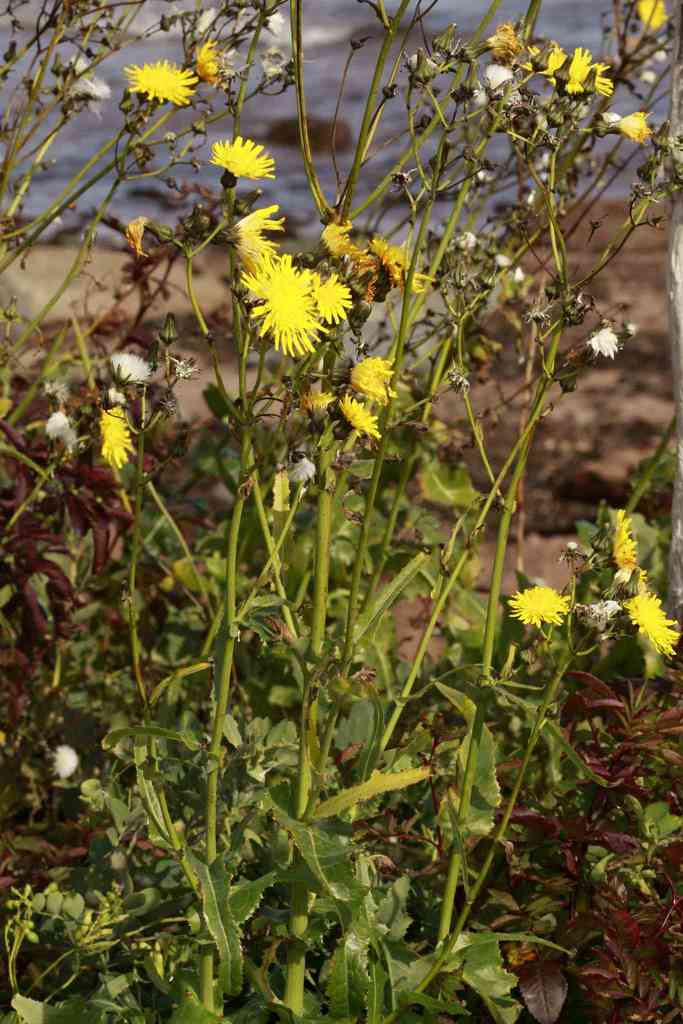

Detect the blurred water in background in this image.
[0,0,664,239]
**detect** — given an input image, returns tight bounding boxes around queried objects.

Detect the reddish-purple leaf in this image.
[518,960,568,1024]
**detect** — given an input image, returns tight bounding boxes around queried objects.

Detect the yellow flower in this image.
[123,60,198,105]
[508,586,570,628]
[566,47,592,94]
[487,22,523,63]
[351,357,396,405]
[100,409,134,469]
[196,40,220,84]
[125,216,149,259]
[370,238,432,293]
[613,509,639,582]
[232,205,284,273]
[242,254,325,357]
[322,221,357,258]
[339,395,381,439]
[637,0,667,30]
[312,273,353,325]
[301,389,335,412]
[539,44,567,83]
[210,135,275,179]
[617,111,652,144]
[592,62,613,97]
[624,591,680,657]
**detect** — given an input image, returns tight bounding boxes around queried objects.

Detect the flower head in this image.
[101,408,134,469]
[637,0,667,30]
[289,456,316,483]
[322,221,357,258]
[578,600,622,632]
[312,273,353,325]
[46,411,77,451]
[613,509,638,582]
[339,395,381,439]
[539,44,567,83]
[508,585,570,628]
[232,205,284,273]
[592,62,613,97]
[111,352,153,384]
[484,62,515,91]
[124,60,198,105]
[566,47,592,94]
[210,135,275,179]
[196,40,220,84]
[125,216,149,259]
[242,254,325,357]
[300,389,335,412]
[487,23,523,63]
[351,357,396,405]
[370,238,431,293]
[52,744,79,780]
[588,326,620,359]
[624,590,680,657]
[616,111,652,143]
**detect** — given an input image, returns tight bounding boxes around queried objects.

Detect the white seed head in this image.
[108,386,126,406]
[289,456,316,483]
[52,744,79,780]
[587,326,620,359]
[495,253,512,268]
[484,63,514,91]
[458,231,477,251]
[513,266,525,283]
[45,411,76,449]
[111,352,153,383]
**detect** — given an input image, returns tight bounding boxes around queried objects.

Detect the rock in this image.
[267,116,352,152]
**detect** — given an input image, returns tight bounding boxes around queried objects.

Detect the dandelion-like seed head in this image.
[46,411,77,451]
[210,135,275,179]
[196,40,220,84]
[289,456,316,483]
[339,395,381,439]
[242,254,325,358]
[232,205,285,273]
[52,744,79,780]
[101,409,134,469]
[508,585,571,628]
[312,273,353,325]
[351,357,396,405]
[587,326,620,359]
[124,60,198,106]
[111,352,153,384]
[625,590,680,657]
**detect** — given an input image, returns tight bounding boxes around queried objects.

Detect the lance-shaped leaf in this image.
[353,551,430,645]
[187,853,243,997]
[229,871,277,925]
[326,929,370,1019]
[314,766,430,820]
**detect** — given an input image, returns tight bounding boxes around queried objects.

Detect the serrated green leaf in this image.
[419,461,478,509]
[12,997,104,1024]
[167,993,223,1024]
[461,936,519,1010]
[326,930,370,1019]
[353,551,430,646]
[229,872,277,925]
[366,962,387,1024]
[314,766,429,820]
[399,992,469,1017]
[102,726,200,751]
[187,853,243,997]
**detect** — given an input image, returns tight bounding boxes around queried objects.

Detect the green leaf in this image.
[399,992,469,1017]
[314,767,430,820]
[436,684,501,836]
[167,993,223,1024]
[366,962,387,1024]
[229,872,277,925]
[540,720,609,787]
[419,461,478,509]
[12,997,104,1024]
[326,930,370,1019]
[353,551,430,646]
[187,853,243,997]
[460,935,521,1023]
[102,726,200,751]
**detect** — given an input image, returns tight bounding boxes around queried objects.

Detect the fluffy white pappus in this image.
[111,352,153,383]
[289,456,316,484]
[52,744,79,780]
[46,411,77,450]
[108,386,126,406]
[587,326,620,359]
[579,600,621,632]
[484,63,514,91]
[458,231,477,251]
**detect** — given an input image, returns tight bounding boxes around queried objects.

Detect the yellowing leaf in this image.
[314,766,430,820]
[273,469,290,512]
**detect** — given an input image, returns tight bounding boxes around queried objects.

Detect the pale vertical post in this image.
[668,2,683,618]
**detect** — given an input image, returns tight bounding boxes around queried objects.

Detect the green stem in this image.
[289,0,330,217]
[625,415,675,514]
[128,389,148,712]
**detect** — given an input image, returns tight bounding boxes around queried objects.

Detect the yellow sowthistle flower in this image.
[339,395,381,439]
[125,216,149,259]
[300,390,335,412]
[592,62,614,97]
[321,222,376,276]
[210,136,275,179]
[637,0,667,30]
[624,590,680,657]
[487,22,523,63]
[100,409,134,469]
[232,205,284,273]
[539,44,567,82]
[613,509,638,582]
[508,586,571,628]
[196,40,220,84]
[617,111,652,143]
[242,254,325,357]
[312,273,353,325]
[370,238,432,294]
[566,47,593,94]
[124,60,198,105]
[351,357,396,405]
